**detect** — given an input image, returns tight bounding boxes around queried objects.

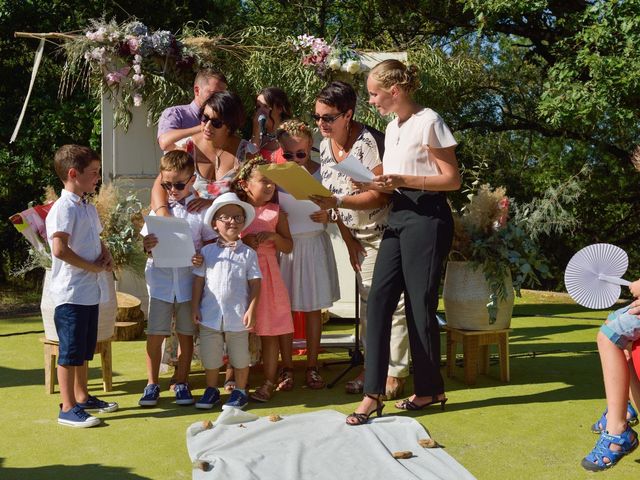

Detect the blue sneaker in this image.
[58,404,100,428]
[195,387,221,409]
[223,389,248,410]
[175,383,195,405]
[138,384,160,407]
[77,395,119,413]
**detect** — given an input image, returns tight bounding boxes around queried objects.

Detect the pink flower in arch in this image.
[497,196,509,227]
[105,67,130,86]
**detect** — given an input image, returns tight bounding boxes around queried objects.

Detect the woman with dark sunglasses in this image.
[250,87,292,162]
[150,91,258,216]
[309,81,411,400]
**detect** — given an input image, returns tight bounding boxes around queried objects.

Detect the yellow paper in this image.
[257,162,333,200]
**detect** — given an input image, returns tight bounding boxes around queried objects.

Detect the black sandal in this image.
[395,395,447,411]
[346,394,384,426]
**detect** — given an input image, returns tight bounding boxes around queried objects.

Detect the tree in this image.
[0,0,244,282]
[1,0,638,287]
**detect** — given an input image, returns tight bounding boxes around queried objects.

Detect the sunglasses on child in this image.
[199,113,225,129]
[311,112,345,124]
[160,175,194,191]
[282,150,308,160]
[215,214,246,224]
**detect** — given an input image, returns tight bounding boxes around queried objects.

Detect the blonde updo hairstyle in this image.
[276,119,314,145]
[369,59,421,95]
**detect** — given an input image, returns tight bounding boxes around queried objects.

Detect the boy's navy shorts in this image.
[54,303,99,366]
[600,305,640,349]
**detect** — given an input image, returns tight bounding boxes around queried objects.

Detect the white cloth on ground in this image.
[186,409,475,480]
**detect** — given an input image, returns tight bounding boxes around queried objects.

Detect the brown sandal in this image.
[385,376,406,400]
[276,368,294,391]
[305,367,326,389]
[345,378,364,394]
[250,380,275,403]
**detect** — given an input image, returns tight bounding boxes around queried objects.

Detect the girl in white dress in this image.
[277,120,340,389]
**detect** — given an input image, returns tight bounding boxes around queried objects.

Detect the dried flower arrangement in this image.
[10,182,146,279]
[450,184,551,322]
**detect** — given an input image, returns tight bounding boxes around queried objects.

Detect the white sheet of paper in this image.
[330,154,374,182]
[278,192,325,235]
[143,215,195,268]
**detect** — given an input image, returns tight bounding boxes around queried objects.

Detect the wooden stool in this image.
[445,327,510,385]
[40,338,113,394]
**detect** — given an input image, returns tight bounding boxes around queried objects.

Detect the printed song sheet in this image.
[143,215,195,268]
[329,154,374,182]
[257,162,332,200]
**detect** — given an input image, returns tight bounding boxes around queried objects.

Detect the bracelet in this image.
[156,204,169,212]
[329,209,339,223]
[335,195,344,208]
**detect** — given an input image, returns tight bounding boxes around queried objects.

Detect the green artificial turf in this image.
[0,291,637,479]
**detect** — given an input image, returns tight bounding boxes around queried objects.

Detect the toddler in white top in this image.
[192,192,262,410]
[139,150,213,408]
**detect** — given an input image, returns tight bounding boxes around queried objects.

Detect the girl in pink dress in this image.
[232,158,294,402]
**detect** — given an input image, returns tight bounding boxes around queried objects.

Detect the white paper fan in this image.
[565,243,632,309]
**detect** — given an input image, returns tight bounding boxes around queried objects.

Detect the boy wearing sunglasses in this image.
[139,151,214,408]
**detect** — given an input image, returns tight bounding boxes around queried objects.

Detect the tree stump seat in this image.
[113,291,145,341]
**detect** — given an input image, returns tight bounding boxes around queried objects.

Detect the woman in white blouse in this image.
[346,60,461,425]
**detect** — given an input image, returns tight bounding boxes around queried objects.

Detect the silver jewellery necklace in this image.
[396,110,419,145]
[211,143,227,176]
[334,122,352,158]
[396,119,406,146]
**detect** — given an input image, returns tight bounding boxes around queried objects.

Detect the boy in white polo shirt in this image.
[192,192,261,410]
[46,144,118,428]
[139,150,214,407]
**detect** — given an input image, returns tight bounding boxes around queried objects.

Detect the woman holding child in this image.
[345,60,460,425]
[149,90,256,390]
[150,90,257,215]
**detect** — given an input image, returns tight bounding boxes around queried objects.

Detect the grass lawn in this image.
[0,290,637,479]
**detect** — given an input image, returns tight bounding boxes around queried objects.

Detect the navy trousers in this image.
[364,189,453,396]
